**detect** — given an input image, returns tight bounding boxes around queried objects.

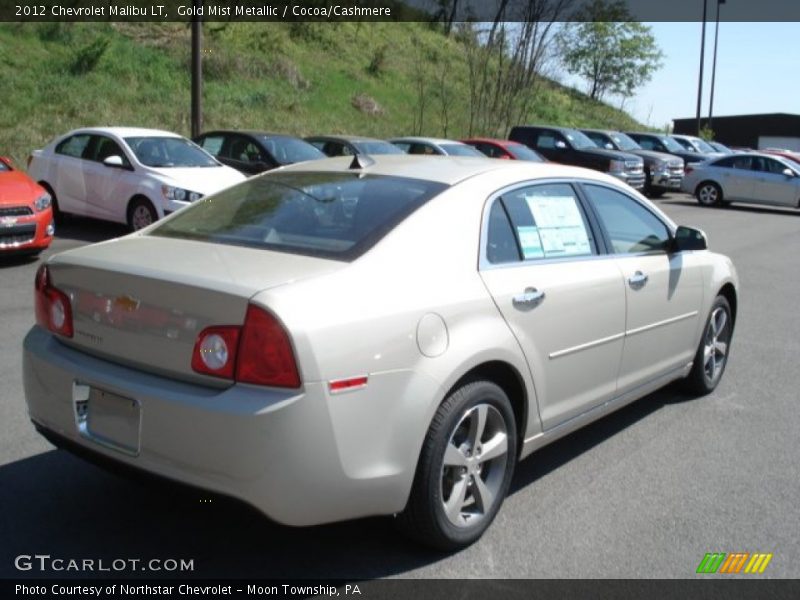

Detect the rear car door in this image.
[51,133,92,215]
[479,181,626,430]
[713,155,753,201]
[81,135,135,221]
[582,184,704,394]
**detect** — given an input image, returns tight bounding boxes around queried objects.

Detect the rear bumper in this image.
[23,326,431,526]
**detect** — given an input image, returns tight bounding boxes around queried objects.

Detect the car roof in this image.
[272,154,615,186]
[306,135,388,143]
[461,138,521,146]
[199,130,300,139]
[64,127,184,139]
[390,136,468,145]
[513,125,580,133]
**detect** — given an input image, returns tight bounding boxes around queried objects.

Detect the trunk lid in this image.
[47,234,343,386]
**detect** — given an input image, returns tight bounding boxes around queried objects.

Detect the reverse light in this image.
[191,326,240,379]
[191,304,300,388]
[34,265,73,338]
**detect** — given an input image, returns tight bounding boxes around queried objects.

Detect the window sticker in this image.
[517,226,544,259]
[525,195,591,258]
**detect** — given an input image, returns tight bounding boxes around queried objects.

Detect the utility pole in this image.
[708,0,726,135]
[191,0,203,138]
[695,0,708,136]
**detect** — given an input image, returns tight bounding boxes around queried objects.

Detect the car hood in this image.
[580,147,641,162]
[144,165,246,195]
[627,149,680,163]
[0,171,45,206]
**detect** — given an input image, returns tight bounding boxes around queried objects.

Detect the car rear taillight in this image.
[191,304,300,388]
[191,326,240,379]
[34,265,73,338]
[236,305,300,388]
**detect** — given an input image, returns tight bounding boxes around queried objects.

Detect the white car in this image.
[28,127,246,230]
[389,136,486,157]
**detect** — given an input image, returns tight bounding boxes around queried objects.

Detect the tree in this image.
[557,0,663,101]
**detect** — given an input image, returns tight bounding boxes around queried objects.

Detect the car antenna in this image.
[349,154,375,170]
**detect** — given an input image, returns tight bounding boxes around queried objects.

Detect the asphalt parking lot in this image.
[1,195,798,579]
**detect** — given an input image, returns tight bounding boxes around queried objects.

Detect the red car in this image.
[461,138,547,162]
[0,156,54,256]
[761,148,800,167]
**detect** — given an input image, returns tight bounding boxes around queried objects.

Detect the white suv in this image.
[28,127,246,230]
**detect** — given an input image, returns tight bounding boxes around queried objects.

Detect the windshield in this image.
[564,130,597,150]
[125,137,219,168]
[710,142,733,154]
[610,133,641,151]
[354,141,405,155]
[441,144,484,157]
[660,136,686,153]
[0,161,10,172]
[507,144,545,162]
[262,136,325,165]
[692,138,716,153]
[150,172,447,261]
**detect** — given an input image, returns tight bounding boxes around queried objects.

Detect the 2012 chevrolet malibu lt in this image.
[23,155,738,549]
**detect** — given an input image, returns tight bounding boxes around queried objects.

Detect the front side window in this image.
[85,136,130,166]
[584,184,670,254]
[55,134,92,159]
[150,172,447,261]
[486,183,595,263]
[125,137,218,168]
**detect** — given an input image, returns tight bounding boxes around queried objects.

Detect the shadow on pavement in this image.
[54,217,130,244]
[0,384,695,580]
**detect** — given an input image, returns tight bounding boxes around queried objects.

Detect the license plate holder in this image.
[74,382,141,456]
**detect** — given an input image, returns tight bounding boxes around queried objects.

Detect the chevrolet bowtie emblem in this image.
[0,216,18,227]
[113,295,140,312]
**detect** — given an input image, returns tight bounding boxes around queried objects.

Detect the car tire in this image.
[397,379,517,551]
[683,295,733,396]
[695,182,723,207]
[127,197,157,231]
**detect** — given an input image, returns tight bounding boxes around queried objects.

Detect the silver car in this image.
[682,152,800,208]
[388,136,486,157]
[24,156,738,549]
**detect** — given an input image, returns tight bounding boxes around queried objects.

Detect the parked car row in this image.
[8,123,793,259]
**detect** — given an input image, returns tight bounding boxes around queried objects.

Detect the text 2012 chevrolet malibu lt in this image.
[23,155,738,549]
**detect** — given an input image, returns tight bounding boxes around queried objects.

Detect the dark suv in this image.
[509,125,645,191]
[581,129,684,197]
[625,132,707,167]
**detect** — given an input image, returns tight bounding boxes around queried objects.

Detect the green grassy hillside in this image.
[0,21,647,167]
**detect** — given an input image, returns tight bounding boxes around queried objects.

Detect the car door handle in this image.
[628,271,649,289]
[512,287,545,309]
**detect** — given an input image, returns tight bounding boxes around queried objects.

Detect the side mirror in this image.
[555,141,567,149]
[673,225,708,252]
[103,155,126,168]
[782,168,795,177]
[605,143,614,150]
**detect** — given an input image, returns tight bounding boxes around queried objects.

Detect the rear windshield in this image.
[261,136,325,165]
[441,144,484,157]
[507,144,545,161]
[150,172,447,261]
[354,141,405,155]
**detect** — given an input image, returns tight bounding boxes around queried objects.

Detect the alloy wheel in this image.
[440,403,509,528]
[703,305,730,385]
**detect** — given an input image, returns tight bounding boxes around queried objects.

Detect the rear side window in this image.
[199,135,225,157]
[55,134,91,159]
[486,183,595,263]
[150,173,447,261]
